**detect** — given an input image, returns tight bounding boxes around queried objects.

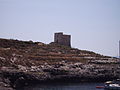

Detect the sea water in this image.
[21,82,104,90]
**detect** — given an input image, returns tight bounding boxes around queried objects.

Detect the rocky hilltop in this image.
[0,38,120,90]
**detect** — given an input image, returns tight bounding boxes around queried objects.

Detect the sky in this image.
[0,0,120,56]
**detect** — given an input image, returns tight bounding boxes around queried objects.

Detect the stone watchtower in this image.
[54,32,71,47]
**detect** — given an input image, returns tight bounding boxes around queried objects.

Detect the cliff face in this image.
[0,38,120,89]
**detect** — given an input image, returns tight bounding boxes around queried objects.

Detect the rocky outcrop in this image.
[0,38,120,89]
[0,62,120,89]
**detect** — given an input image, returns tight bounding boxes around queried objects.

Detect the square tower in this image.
[54,32,71,47]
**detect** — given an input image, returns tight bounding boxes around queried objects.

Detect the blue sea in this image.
[21,82,104,90]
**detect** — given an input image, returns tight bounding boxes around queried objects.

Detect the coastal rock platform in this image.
[0,38,120,89]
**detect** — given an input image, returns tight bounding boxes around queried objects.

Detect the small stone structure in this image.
[54,32,71,47]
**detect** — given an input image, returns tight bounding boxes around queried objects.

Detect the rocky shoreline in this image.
[0,38,120,90]
[0,62,120,90]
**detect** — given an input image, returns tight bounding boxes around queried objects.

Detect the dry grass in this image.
[0,38,110,67]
